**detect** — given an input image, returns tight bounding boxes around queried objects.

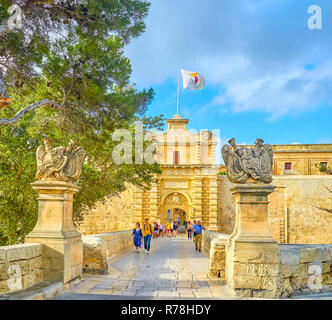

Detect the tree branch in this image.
[0,99,65,126]
[310,204,332,214]
[323,184,332,194]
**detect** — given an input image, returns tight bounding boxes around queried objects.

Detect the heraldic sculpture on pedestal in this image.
[222,138,273,184]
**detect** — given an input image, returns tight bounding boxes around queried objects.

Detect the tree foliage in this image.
[318,163,332,175]
[0,0,164,245]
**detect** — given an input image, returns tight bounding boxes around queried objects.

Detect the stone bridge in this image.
[58,232,232,299]
[1,228,332,300]
[0,149,331,300]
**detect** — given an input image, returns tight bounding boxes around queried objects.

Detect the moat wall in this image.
[217,175,332,244]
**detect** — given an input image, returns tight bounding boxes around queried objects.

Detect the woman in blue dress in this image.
[132,222,143,253]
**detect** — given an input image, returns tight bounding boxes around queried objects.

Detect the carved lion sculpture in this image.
[36,138,85,182]
[222,138,273,184]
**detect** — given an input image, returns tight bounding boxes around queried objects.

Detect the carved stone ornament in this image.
[165,192,186,205]
[222,138,273,184]
[36,138,85,182]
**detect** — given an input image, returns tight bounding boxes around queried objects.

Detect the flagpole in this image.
[177,68,180,115]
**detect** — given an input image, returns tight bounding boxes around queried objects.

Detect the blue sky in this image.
[125,0,332,146]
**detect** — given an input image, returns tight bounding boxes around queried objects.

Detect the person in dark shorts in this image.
[153,222,159,238]
[187,221,192,239]
[173,221,179,238]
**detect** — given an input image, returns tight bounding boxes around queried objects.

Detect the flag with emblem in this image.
[180,69,205,90]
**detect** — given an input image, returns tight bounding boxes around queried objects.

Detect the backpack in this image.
[143,223,153,234]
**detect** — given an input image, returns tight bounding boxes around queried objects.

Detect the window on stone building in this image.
[284,162,292,170]
[174,151,179,165]
[320,162,327,167]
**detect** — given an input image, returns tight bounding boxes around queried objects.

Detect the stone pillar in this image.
[209,178,218,231]
[226,184,281,298]
[192,178,202,222]
[25,181,83,285]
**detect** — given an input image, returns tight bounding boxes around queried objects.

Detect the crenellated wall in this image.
[77,184,136,235]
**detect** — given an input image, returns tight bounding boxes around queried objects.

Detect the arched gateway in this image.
[133,115,219,231]
[161,191,191,225]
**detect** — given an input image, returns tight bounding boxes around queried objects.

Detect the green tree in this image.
[0,0,163,245]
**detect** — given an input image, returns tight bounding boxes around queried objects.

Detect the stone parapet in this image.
[279,244,332,298]
[203,231,229,279]
[0,243,43,295]
[82,230,133,273]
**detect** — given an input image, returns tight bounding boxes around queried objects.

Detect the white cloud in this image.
[126,0,332,120]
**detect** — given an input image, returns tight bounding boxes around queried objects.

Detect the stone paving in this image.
[58,234,235,299]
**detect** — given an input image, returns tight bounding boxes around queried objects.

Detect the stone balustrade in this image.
[82,230,133,273]
[0,244,43,295]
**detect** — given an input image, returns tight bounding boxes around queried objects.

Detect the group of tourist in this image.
[185,220,206,252]
[132,218,206,254]
[154,220,179,238]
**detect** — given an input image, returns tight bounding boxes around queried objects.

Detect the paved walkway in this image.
[57,234,234,300]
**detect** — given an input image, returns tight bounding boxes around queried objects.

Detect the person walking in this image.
[163,223,167,237]
[153,222,159,238]
[173,221,178,238]
[192,220,197,242]
[159,222,163,237]
[132,223,143,253]
[187,221,192,239]
[166,220,172,237]
[142,218,153,254]
[170,220,174,237]
[193,220,206,252]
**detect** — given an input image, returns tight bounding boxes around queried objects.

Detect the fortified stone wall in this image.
[271,176,332,244]
[77,184,136,235]
[217,175,332,244]
[0,244,43,295]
